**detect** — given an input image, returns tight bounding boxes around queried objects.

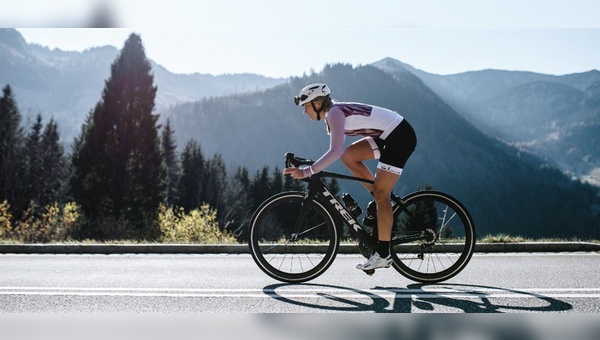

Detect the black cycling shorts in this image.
[373,119,417,174]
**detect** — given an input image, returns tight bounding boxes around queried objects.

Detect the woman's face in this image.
[302,100,321,121]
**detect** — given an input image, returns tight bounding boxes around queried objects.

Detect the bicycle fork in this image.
[289,189,318,242]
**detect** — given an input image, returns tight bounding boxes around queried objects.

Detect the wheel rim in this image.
[249,193,338,282]
[391,192,475,282]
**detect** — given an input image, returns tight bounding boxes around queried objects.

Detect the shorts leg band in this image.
[366,137,381,159]
[377,162,403,175]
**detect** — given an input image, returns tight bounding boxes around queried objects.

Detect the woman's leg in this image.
[373,168,401,242]
[355,167,400,270]
[341,138,376,193]
[343,138,400,245]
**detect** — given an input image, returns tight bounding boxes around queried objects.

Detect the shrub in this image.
[0,200,12,239]
[158,204,237,244]
[10,202,80,243]
[76,212,161,242]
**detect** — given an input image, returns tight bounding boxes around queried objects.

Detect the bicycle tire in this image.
[248,192,340,283]
[391,190,475,283]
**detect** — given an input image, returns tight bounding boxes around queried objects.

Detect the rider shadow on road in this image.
[263,282,573,313]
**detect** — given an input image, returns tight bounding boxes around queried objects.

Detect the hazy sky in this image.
[10,0,600,78]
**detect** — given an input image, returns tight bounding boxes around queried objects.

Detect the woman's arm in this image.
[301,107,346,177]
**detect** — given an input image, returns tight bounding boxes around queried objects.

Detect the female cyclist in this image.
[283,83,417,271]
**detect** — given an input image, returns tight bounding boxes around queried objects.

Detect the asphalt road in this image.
[1,252,599,313]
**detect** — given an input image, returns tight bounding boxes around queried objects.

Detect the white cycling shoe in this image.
[356,252,392,271]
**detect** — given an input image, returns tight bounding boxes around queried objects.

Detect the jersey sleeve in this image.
[302,108,346,177]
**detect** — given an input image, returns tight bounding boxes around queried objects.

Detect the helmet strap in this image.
[311,101,323,121]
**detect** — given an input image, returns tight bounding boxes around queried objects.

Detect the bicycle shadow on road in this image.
[263,282,573,313]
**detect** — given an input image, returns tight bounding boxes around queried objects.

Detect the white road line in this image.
[1,287,599,299]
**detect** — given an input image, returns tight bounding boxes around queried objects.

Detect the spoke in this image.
[275,254,287,270]
[296,221,327,237]
[439,210,458,235]
[432,253,446,271]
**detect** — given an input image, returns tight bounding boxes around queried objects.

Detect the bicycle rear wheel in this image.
[391,190,475,283]
[248,192,339,283]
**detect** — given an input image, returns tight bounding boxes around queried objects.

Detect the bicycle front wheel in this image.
[248,192,339,283]
[391,190,476,283]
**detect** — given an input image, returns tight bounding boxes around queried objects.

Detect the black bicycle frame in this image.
[285,153,426,247]
[294,171,376,246]
[292,170,426,248]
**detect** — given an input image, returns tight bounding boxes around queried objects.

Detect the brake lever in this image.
[284,152,315,168]
[285,152,295,168]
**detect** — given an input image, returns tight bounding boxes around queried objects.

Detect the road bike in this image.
[248,153,476,283]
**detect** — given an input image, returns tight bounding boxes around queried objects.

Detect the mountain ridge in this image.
[163,63,600,239]
[372,57,600,186]
[0,28,286,143]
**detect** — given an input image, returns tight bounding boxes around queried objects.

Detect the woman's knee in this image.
[372,185,390,203]
[342,140,372,165]
[373,171,399,203]
[341,148,357,166]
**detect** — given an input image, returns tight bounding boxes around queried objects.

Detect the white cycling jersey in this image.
[334,102,403,139]
[302,102,404,177]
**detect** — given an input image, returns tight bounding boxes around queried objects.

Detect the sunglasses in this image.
[293,95,308,105]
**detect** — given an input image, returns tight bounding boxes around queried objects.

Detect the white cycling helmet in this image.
[294,83,331,106]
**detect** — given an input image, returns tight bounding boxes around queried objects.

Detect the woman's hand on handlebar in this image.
[283,167,308,180]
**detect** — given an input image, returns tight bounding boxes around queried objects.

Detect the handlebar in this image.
[285,152,315,168]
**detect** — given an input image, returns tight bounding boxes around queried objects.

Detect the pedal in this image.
[363,269,375,276]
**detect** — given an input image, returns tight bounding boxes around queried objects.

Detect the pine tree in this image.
[250,166,271,210]
[19,116,67,214]
[0,85,24,217]
[203,153,228,214]
[177,139,204,211]
[22,115,44,213]
[70,33,165,239]
[222,166,253,240]
[270,166,283,194]
[233,166,250,189]
[39,118,66,208]
[70,111,107,223]
[161,119,179,206]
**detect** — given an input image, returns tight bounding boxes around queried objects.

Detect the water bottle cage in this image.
[363,201,377,226]
[342,193,363,218]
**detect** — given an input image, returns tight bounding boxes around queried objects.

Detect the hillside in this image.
[0,28,285,143]
[164,63,600,239]
[373,57,600,186]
